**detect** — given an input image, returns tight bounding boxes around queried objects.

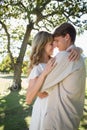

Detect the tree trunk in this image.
[10,23,34,91]
[0,21,34,91]
[10,63,22,91]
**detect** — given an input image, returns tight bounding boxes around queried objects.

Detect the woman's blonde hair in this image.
[28,31,53,73]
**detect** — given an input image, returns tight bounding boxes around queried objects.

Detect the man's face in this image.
[53,36,69,51]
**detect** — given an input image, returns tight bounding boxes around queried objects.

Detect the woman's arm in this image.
[26,58,56,105]
[26,74,47,105]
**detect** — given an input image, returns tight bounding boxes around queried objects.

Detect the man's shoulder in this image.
[55,51,69,58]
[55,51,69,63]
[79,55,85,65]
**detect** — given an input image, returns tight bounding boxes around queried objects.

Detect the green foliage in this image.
[85,57,87,76]
[0,55,13,73]
[22,60,28,74]
[0,0,87,57]
[0,54,29,74]
[0,0,87,60]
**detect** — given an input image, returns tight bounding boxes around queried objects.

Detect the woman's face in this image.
[44,41,54,56]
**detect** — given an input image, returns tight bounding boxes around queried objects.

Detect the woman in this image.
[26,31,81,130]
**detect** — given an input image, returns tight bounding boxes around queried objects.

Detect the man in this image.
[41,23,86,130]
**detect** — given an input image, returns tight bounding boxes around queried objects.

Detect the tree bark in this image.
[10,63,22,91]
[10,23,33,91]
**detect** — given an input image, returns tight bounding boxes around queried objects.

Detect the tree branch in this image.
[0,20,14,67]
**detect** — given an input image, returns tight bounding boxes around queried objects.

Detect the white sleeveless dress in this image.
[28,63,49,130]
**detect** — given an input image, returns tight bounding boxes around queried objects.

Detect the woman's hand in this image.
[68,47,82,61]
[37,91,48,98]
[26,58,57,104]
[43,57,57,77]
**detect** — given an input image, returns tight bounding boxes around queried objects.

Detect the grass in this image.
[0,73,32,130]
[0,73,87,130]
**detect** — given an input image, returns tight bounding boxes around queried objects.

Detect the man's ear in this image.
[65,34,70,41]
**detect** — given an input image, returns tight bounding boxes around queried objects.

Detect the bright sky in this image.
[75,14,87,57]
[75,30,87,57]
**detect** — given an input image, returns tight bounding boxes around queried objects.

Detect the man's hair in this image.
[53,22,76,43]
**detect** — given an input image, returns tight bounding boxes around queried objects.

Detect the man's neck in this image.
[66,44,75,51]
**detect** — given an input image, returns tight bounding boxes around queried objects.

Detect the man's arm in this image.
[41,51,84,92]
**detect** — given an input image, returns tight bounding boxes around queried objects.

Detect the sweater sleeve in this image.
[41,51,84,91]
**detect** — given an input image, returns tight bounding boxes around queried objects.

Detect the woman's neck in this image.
[42,54,50,63]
